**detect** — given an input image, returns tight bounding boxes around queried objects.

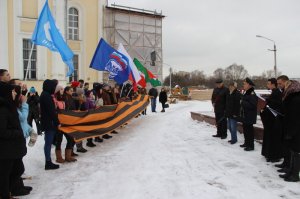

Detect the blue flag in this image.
[90,38,131,84]
[32,0,74,76]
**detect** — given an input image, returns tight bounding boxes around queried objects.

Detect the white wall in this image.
[0,0,9,69]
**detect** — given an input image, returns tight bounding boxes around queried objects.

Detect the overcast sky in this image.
[108,0,300,78]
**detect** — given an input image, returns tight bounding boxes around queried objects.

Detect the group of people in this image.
[0,68,170,198]
[211,76,300,182]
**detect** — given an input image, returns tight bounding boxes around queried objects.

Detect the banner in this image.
[58,95,149,142]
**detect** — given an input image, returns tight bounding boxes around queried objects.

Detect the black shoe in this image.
[45,161,60,170]
[77,147,87,153]
[221,136,227,139]
[230,140,237,144]
[11,188,30,196]
[111,130,118,134]
[94,137,103,142]
[279,173,290,179]
[161,109,165,112]
[212,134,221,138]
[278,167,290,173]
[86,141,96,147]
[228,140,232,143]
[275,162,286,168]
[72,151,79,156]
[270,159,281,163]
[102,134,112,139]
[240,144,247,148]
[244,147,254,151]
[24,186,33,192]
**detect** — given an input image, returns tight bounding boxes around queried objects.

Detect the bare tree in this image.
[213,68,225,79]
[224,63,249,81]
[261,70,282,79]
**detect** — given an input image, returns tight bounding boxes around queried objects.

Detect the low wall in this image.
[190,112,264,140]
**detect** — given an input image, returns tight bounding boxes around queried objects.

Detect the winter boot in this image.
[86,139,96,147]
[65,149,77,162]
[94,137,103,142]
[111,130,118,134]
[76,142,87,153]
[284,152,300,182]
[45,161,60,170]
[280,151,294,178]
[55,149,65,163]
[102,134,112,139]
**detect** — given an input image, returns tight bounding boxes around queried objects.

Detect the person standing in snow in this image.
[260,78,283,162]
[27,87,41,135]
[240,78,258,151]
[159,87,168,112]
[148,86,158,112]
[40,79,60,170]
[211,79,229,139]
[225,81,241,144]
[0,82,28,198]
[278,80,300,182]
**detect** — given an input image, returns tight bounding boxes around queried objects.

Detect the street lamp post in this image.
[256,35,277,77]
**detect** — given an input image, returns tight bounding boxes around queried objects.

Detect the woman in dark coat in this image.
[159,87,168,112]
[240,78,258,151]
[261,78,283,162]
[27,87,41,135]
[280,80,300,182]
[0,82,27,199]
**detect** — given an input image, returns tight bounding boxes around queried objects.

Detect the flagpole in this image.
[24,44,35,82]
[126,87,133,97]
[120,84,125,98]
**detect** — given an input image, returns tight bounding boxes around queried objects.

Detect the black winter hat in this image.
[245,77,255,86]
[215,79,223,84]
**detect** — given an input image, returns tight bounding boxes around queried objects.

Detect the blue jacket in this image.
[18,102,32,138]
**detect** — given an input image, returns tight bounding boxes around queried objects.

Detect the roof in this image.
[106,4,165,18]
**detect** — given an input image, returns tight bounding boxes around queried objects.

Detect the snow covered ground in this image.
[22,100,300,199]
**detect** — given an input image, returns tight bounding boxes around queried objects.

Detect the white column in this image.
[97,0,106,82]
[51,0,66,81]
[0,0,9,69]
[13,0,23,79]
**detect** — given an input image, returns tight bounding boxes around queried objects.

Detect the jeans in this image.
[227,118,238,142]
[44,130,57,161]
[151,98,157,112]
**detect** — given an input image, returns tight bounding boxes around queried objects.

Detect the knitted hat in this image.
[29,87,36,93]
[55,85,64,94]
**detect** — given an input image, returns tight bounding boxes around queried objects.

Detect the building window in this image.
[23,39,37,80]
[68,7,79,40]
[69,55,79,82]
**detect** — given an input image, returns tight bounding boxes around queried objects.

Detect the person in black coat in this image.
[159,87,168,112]
[261,78,283,162]
[148,87,158,112]
[27,87,41,135]
[211,79,229,139]
[240,78,258,151]
[225,82,241,144]
[0,82,28,199]
[279,80,300,182]
[40,79,60,170]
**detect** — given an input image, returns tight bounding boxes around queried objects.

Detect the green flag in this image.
[133,58,161,87]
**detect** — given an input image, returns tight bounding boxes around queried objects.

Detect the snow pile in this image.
[22,101,300,199]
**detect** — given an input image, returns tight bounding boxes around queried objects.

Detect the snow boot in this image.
[112,130,118,134]
[76,142,87,153]
[45,161,59,170]
[86,139,96,147]
[55,149,65,163]
[284,152,300,182]
[102,134,112,139]
[65,149,77,162]
[94,137,103,142]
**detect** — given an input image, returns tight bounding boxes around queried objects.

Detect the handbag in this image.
[164,103,169,108]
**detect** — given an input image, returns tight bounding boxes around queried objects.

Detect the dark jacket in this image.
[225,89,241,118]
[240,87,258,125]
[211,86,229,113]
[159,91,168,103]
[0,82,27,159]
[261,88,283,159]
[40,79,59,131]
[282,83,300,151]
[64,95,76,111]
[148,88,158,98]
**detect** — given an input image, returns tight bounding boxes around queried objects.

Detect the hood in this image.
[283,80,300,100]
[43,79,58,95]
[0,82,14,107]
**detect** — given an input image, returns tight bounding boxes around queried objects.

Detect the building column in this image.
[0,0,9,69]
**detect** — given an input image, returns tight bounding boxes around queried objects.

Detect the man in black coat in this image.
[261,78,283,162]
[211,79,229,139]
[40,79,60,170]
[279,80,300,182]
[225,82,241,144]
[240,78,258,151]
[159,87,168,112]
[148,87,158,112]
